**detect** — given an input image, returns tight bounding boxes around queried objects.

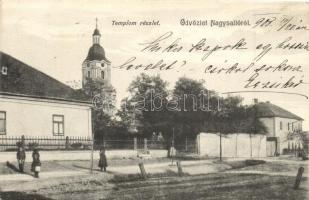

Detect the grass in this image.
[1,158,307,200]
[103,173,309,200]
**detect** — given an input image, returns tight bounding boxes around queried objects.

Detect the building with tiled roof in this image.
[254,99,303,156]
[0,51,92,139]
[255,101,303,121]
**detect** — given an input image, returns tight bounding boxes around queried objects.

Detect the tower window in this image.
[87,71,90,78]
[101,71,105,79]
[101,63,104,67]
[1,66,8,75]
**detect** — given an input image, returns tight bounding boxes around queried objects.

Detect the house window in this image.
[0,111,6,135]
[101,71,105,79]
[280,121,283,130]
[1,66,8,75]
[288,123,290,131]
[87,71,90,78]
[53,115,64,136]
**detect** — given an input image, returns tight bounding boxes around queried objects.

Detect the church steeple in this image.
[82,20,116,115]
[93,18,101,44]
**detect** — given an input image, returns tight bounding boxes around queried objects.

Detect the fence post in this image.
[294,167,304,189]
[196,134,200,155]
[65,136,70,150]
[144,138,147,152]
[134,137,137,150]
[138,162,147,179]
[21,135,25,148]
[177,161,183,176]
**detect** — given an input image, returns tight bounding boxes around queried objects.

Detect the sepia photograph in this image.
[0,0,308,199]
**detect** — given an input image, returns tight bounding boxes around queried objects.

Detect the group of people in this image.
[16,146,41,178]
[16,146,107,176]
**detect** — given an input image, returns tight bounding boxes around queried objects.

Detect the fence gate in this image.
[266,137,277,157]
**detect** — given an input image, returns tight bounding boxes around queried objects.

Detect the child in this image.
[16,146,26,172]
[31,149,41,178]
[98,148,108,172]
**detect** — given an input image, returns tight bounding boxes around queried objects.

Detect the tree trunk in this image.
[250,133,252,158]
[235,133,238,158]
[220,132,222,161]
[258,135,262,158]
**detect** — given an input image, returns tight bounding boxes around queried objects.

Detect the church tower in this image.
[82,19,116,115]
[82,18,111,88]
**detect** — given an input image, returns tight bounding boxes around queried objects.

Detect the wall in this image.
[0,95,92,138]
[257,117,303,154]
[274,117,302,153]
[0,150,168,163]
[198,133,267,158]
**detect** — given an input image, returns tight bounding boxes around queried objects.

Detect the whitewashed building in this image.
[255,100,303,156]
[198,100,304,157]
[0,51,92,139]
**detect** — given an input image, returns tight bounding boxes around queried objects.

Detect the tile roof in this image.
[0,51,90,104]
[255,102,303,121]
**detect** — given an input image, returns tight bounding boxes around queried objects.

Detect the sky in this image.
[1,0,309,129]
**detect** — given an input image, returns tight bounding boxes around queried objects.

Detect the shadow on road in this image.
[6,161,35,178]
[72,164,102,172]
[6,161,20,173]
[0,191,53,200]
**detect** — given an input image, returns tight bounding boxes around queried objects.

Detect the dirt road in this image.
[0,158,308,200]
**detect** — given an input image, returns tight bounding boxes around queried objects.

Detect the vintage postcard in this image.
[0,0,308,199]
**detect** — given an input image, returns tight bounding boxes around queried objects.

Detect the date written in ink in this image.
[252,15,309,31]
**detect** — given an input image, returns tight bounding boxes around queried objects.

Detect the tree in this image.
[172,77,209,143]
[82,77,116,144]
[123,73,170,138]
[245,105,268,158]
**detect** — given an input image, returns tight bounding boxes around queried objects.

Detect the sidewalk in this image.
[0,150,168,162]
[0,160,228,182]
[1,158,306,183]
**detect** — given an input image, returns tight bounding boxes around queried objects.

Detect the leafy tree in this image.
[245,105,268,157]
[82,77,117,143]
[172,77,209,142]
[123,73,170,138]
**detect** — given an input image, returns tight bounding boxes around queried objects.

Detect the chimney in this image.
[253,98,258,104]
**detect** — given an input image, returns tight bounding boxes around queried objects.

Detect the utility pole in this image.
[220,132,222,161]
[218,96,222,161]
[90,110,94,173]
[171,127,175,165]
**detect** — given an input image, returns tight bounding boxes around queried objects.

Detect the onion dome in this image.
[93,28,101,36]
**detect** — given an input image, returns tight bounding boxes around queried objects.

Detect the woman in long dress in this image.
[98,148,108,172]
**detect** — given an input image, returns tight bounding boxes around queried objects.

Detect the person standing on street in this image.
[16,146,26,172]
[98,147,108,172]
[31,149,41,178]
